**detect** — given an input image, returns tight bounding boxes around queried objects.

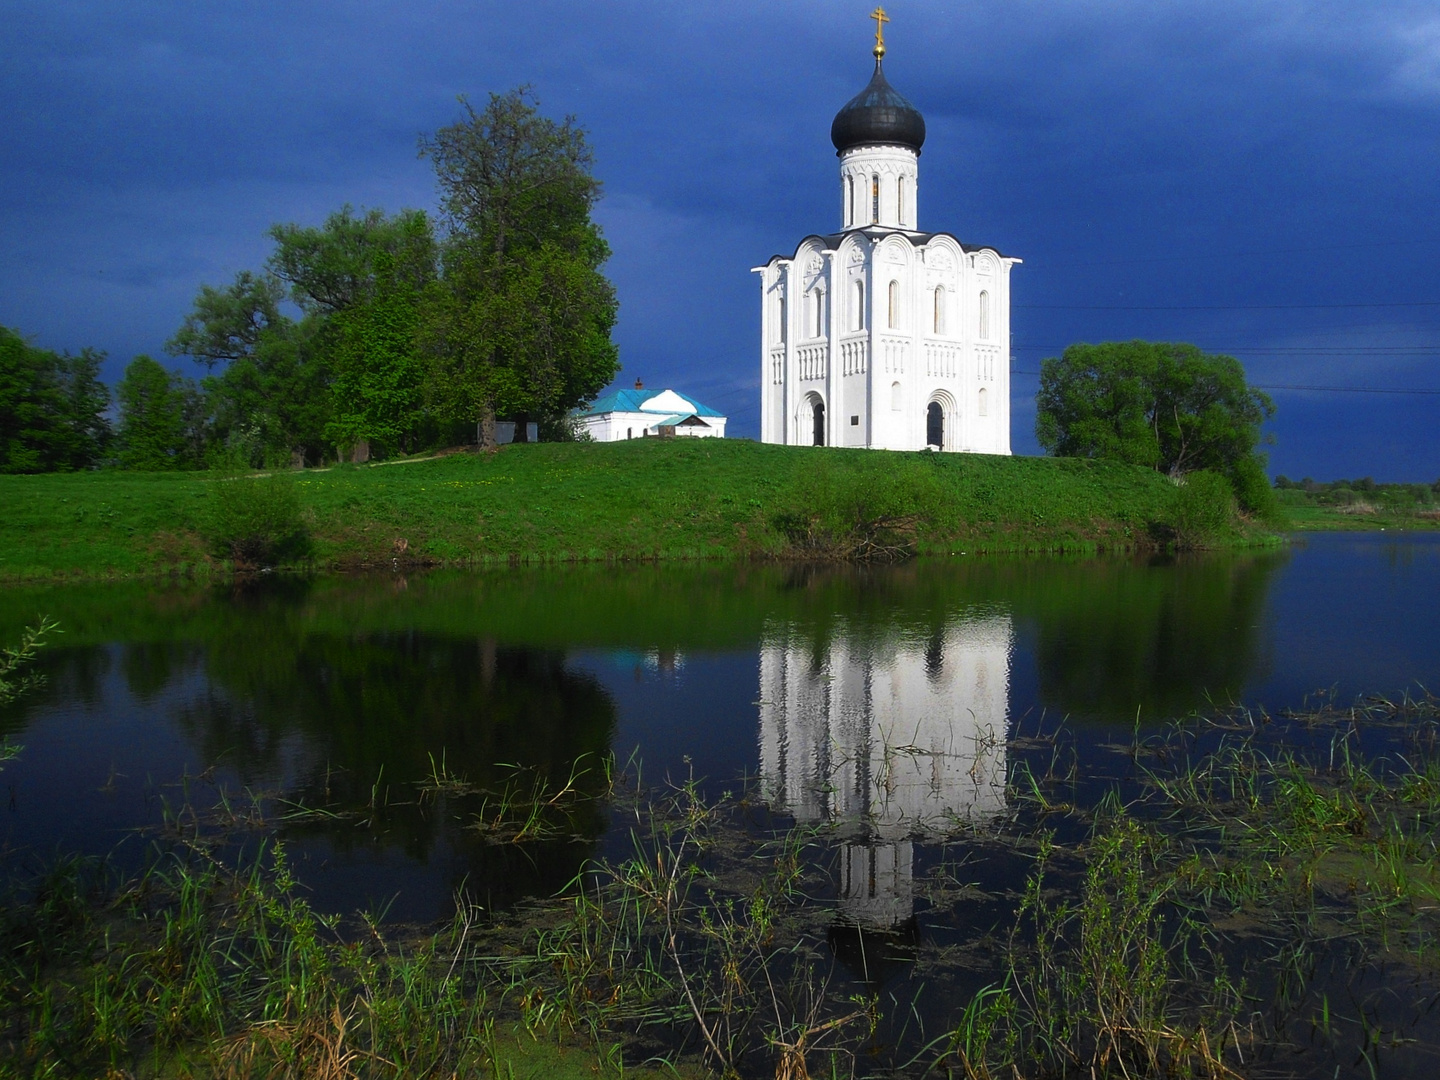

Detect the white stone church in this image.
[755,14,1018,453]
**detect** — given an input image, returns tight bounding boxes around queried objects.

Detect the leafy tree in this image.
[1036,340,1276,514]
[0,326,110,473]
[177,379,212,465]
[167,272,331,467]
[167,270,287,367]
[269,207,437,457]
[420,88,619,447]
[115,355,197,469]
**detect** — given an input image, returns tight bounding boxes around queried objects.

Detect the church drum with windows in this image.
[753,12,1019,454]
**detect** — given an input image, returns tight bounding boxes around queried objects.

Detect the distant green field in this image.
[1277,491,1440,532]
[0,440,1270,581]
[1283,505,1440,531]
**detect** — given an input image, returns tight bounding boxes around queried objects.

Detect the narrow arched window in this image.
[844,176,853,226]
[778,292,787,344]
[933,285,945,335]
[853,280,865,331]
[887,280,899,329]
[978,290,990,340]
[890,381,902,411]
[812,289,825,338]
[898,175,906,226]
[978,387,989,417]
[871,174,880,224]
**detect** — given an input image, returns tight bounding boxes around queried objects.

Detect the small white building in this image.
[754,14,1019,454]
[575,382,728,442]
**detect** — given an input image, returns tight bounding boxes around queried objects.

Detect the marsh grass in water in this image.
[499,772,874,1079]
[0,616,55,777]
[7,697,1440,1077]
[958,692,1440,1079]
[419,752,607,846]
[0,839,698,1079]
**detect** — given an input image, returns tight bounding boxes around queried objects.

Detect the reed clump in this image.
[943,692,1440,1079]
[944,812,1246,1080]
[1168,470,1242,550]
[770,457,938,561]
[490,773,869,1080]
[0,843,504,1078]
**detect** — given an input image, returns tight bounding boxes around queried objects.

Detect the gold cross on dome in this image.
[871,6,890,60]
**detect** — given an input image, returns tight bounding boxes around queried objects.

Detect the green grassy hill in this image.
[0,439,1266,581]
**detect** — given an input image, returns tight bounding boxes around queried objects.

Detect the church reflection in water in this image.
[758,611,1013,931]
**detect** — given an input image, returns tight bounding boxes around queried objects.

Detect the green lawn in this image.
[0,439,1261,581]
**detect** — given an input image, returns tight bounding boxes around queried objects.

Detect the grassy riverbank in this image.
[0,440,1270,581]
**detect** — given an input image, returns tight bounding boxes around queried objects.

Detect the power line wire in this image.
[1009,369,1440,394]
[1033,236,1440,268]
[1013,347,1440,355]
[1013,344,1440,355]
[1016,301,1440,312]
[1253,384,1440,395]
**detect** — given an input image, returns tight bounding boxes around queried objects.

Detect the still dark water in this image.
[1,532,1437,925]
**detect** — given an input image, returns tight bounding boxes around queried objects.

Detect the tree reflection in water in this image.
[0,550,1286,921]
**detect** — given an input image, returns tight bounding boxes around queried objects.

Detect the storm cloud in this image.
[3,0,1437,476]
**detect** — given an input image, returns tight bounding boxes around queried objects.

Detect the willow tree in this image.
[167,270,331,467]
[269,206,437,459]
[420,88,619,447]
[1035,340,1276,514]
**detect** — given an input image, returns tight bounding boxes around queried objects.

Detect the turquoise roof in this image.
[578,388,725,419]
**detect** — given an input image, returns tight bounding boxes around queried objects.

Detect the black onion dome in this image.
[830,62,926,154]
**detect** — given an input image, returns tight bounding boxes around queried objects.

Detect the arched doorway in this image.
[926,401,943,449]
[812,399,826,446]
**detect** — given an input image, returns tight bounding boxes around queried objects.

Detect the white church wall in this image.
[843,370,869,446]
[649,419,724,438]
[839,145,919,230]
[817,232,1012,455]
[756,202,1016,453]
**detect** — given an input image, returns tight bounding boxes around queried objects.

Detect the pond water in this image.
[1,532,1438,924]
[6,533,1440,1078]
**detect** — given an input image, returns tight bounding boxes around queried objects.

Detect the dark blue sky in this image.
[3,1,1438,479]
